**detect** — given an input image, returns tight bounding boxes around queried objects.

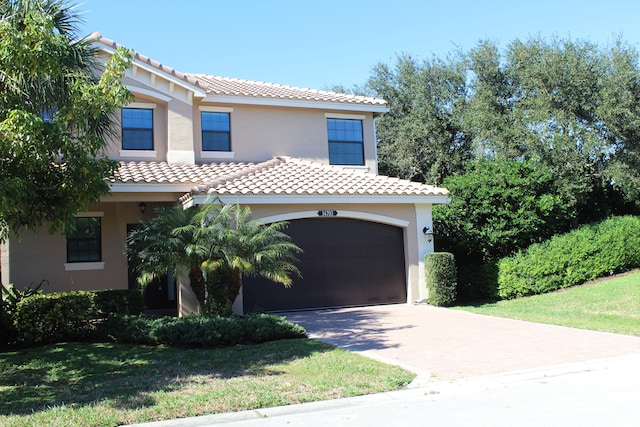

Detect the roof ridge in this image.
[190,74,384,103]
[89,34,386,108]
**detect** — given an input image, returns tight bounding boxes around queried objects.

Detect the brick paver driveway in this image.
[281,304,640,382]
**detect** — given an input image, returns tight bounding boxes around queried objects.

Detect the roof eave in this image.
[93,41,207,98]
[109,183,197,193]
[201,95,389,113]
[185,193,451,207]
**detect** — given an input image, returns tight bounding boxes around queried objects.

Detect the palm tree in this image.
[202,204,302,310]
[126,204,210,307]
[127,202,301,314]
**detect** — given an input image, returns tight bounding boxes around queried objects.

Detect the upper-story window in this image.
[67,216,101,263]
[201,111,231,151]
[327,118,364,166]
[41,107,57,123]
[122,108,153,150]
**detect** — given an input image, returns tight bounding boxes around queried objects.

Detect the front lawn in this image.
[456,271,640,336]
[0,339,414,427]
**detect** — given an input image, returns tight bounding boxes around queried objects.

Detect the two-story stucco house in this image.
[1,33,450,315]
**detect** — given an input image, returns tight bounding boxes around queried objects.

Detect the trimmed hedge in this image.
[94,313,307,347]
[10,289,144,345]
[7,287,305,348]
[498,215,640,299]
[425,252,457,306]
[14,292,95,344]
[93,289,144,316]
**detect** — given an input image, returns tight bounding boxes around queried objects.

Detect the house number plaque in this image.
[318,210,338,217]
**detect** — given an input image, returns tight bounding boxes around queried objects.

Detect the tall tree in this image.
[367,54,471,185]
[464,37,640,222]
[597,39,640,204]
[0,0,132,240]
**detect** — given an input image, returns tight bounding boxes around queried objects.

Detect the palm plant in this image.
[202,204,302,310]
[127,202,301,314]
[126,204,210,307]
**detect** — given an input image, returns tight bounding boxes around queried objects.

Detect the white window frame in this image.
[64,212,105,271]
[120,102,158,157]
[199,106,235,159]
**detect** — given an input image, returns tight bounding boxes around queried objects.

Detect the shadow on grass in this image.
[0,338,329,416]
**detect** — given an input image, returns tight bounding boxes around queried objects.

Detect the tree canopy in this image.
[368,38,640,221]
[368,37,640,224]
[367,36,640,298]
[0,0,132,240]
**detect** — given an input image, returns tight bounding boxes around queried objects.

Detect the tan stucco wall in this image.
[104,103,169,162]
[193,105,377,169]
[4,197,434,312]
[104,71,379,169]
[3,201,167,292]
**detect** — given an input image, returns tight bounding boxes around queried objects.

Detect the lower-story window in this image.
[67,216,102,263]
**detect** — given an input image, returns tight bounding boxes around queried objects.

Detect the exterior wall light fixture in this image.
[138,202,146,213]
[422,226,434,243]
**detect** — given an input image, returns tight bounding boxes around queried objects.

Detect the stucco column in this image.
[1,240,9,286]
[167,99,195,164]
[414,203,434,302]
[178,272,201,316]
[232,288,244,315]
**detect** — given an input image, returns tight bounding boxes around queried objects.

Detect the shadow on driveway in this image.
[279,303,640,381]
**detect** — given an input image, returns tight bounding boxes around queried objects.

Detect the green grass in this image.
[456,271,640,336]
[0,339,414,427]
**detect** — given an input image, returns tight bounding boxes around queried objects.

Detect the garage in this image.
[243,217,407,312]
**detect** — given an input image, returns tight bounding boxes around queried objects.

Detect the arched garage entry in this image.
[243,217,407,312]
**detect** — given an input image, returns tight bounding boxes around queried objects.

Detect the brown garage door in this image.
[243,217,406,312]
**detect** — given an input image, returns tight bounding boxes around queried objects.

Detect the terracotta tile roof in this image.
[89,33,386,108]
[111,158,449,199]
[89,33,205,91]
[111,161,253,184]
[190,74,386,107]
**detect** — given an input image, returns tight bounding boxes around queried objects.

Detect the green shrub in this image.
[92,315,158,345]
[14,291,96,344]
[425,252,457,306]
[92,289,144,317]
[0,282,46,347]
[0,298,17,348]
[498,215,640,299]
[455,261,499,302]
[9,289,143,346]
[94,314,307,347]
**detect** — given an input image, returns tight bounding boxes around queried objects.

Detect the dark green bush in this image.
[9,289,144,346]
[92,289,144,317]
[94,313,307,347]
[498,215,640,299]
[425,252,457,306]
[455,261,499,302]
[14,292,96,344]
[0,298,17,348]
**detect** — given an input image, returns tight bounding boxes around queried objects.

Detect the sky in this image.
[79,0,640,91]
